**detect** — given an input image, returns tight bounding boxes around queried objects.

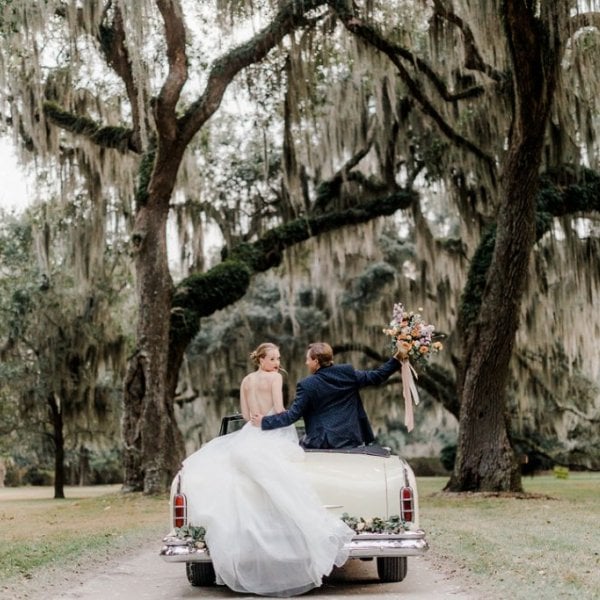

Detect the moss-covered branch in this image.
[170,189,416,349]
[43,101,137,152]
[458,167,600,337]
[432,0,506,83]
[179,0,328,143]
[416,363,460,420]
[97,6,145,151]
[171,260,252,343]
[536,167,600,228]
[329,0,496,172]
[332,343,388,362]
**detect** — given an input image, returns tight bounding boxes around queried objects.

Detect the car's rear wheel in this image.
[186,562,216,586]
[377,556,407,582]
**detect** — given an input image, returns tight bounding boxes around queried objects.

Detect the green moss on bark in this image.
[173,189,416,348]
[170,260,251,344]
[135,148,156,207]
[43,101,132,150]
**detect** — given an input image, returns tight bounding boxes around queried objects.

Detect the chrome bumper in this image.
[160,530,428,563]
[346,530,428,557]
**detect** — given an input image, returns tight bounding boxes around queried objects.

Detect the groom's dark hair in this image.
[308,342,334,368]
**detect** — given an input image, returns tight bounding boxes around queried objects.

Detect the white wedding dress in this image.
[181,415,354,596]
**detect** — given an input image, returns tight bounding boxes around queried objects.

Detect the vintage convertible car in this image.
[160,414,428,587]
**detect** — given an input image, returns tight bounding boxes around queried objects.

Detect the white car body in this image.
[160,415,428,586]
[302,450,419,521]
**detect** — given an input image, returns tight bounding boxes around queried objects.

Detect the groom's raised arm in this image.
[260,384,309,430]
[354,357,400,387]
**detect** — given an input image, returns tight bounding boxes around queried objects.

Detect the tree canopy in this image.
[0,0,599,493]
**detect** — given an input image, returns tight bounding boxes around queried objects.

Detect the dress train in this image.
[181,419,354,596]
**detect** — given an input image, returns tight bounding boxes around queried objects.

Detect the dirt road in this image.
[7,537,478,600]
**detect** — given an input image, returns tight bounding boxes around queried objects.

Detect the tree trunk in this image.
[48,393,65,500]
[122,150,184,494]
[447,1,562,492]
[122,349,145,492]
[449,144,538,491]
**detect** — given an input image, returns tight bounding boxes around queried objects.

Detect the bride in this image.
[181,342,354,596]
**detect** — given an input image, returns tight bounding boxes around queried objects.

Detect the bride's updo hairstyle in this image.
[307,342,334,368]
[249,342,279,367]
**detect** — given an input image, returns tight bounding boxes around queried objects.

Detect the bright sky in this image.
[0,137,30,213]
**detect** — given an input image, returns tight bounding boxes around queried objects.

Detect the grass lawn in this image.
[418,472,600,600]
[0,485,167,584]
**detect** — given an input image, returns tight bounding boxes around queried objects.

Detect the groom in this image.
[251,342,402,449]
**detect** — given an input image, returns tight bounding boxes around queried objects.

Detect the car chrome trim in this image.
[346,531,428,557]
[160,530,428,563]
[304,445,391,457]
[160,544,212,562]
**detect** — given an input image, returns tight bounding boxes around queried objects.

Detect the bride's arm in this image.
[240,377,250,421]
[271,372,284,413]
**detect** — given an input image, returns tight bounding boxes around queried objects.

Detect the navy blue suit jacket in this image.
[261,358,400,449]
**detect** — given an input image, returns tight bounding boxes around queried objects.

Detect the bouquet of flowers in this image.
[383,302,443,432]
[383,303,443,364]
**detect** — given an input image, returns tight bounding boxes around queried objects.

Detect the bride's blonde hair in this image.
[249,342,279,366]
[249,342,286,374]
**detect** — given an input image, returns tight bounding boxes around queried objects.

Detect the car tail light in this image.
[173,493,187,528]
[400,487,414,522]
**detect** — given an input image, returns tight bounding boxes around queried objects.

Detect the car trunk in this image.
[300,451,391,519]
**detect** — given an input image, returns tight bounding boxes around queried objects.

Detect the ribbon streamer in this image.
[401,359,420,432]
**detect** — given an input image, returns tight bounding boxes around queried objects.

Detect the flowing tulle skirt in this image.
[181,421,354,596]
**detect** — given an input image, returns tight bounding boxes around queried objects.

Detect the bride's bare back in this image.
[240,344,284,420]
[240,370,284,420]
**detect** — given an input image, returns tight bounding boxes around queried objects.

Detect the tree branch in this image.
[418,363,460,420]
[328,2,496,173]
[569,11,600,33]
[178,0,328,145]
[311,122,377,213]
[432,0,505,82]
[52,2,146,152]
[536,167,600,236]
[43,101,137,151]
[332,343,386,361]
[170,188,417,350]
[459,167,600,336]
[155,0,188,143]
[334,0,497,100]
[97,3,145,151]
